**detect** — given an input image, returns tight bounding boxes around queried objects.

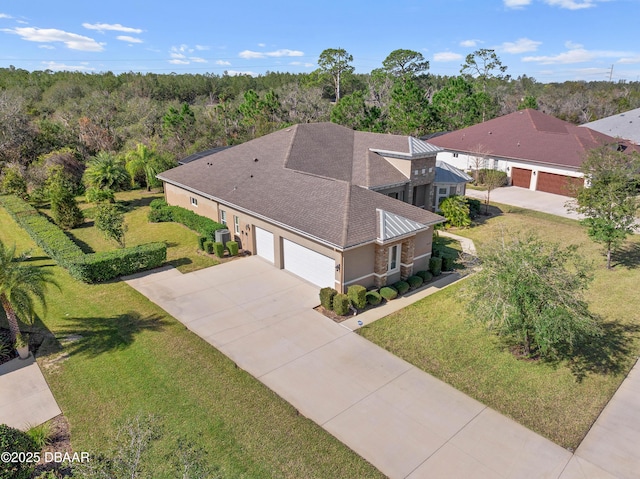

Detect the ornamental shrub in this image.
[85,187,115,204]
[366,290,382,306]
[320,287,337,309]
[429,256,443,276]
[147,203,225,240]
[416,270,433,282]
[439,195,471,228]
[467,198,482,218]
[204,241,214,254]
[393,280,410,295]
[332,293,350,316]
[0,423,39,479]
[407,275,423,289]
[347,284,367,309]
[226,240,239,256]
[198,236,208,251]
[442,255,456,271]
[213,242,225,258]
[379,286,398,301]
[149,198,168,210]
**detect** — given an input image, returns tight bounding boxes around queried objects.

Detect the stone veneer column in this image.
[374,244,388,288]
[400,238,415,280]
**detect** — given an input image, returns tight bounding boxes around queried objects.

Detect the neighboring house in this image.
[580,107,640,145]
[433,161,473,210]
[158,122,445,291]
[428,108,638,197]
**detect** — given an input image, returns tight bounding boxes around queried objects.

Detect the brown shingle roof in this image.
[428,109,633,169]
[159,123,443,249]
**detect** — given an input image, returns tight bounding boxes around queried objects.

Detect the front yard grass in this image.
[359,203,640,450]
[0,197,383,478]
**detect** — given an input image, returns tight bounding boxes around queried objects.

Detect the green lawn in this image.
[0,193,383,479]
[359,203,640,450]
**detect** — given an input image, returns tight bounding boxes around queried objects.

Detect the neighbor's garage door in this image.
[511,167,532,188]
[283,239,335,288]
[536,172,583,197]
[255,227,274,263]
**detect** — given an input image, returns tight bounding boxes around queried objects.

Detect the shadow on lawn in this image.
[562,321,640,382]
[57,311,165,358]
[611,242,640,269]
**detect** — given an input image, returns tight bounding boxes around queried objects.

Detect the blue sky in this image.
[1,0,639,83]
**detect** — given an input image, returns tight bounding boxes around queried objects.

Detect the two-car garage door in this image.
[255,227,335,288]
[283,239,335,288]
[510,167,582,197]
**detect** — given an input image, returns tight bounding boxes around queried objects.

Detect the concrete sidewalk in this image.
[126,259,575,478]
[0,355,61,430]
[466,186,581,220]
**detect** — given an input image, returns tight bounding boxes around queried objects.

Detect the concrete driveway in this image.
[126,257,575,478]
[466,186,582,220]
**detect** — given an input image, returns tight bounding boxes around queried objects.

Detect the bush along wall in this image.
[149,203,226,239]
[1,195,166,283]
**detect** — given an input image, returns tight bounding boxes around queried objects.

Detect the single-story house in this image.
[427,108,638,197]
[158,122,445,292]
[433,161,473,210]
[580,107,640,145]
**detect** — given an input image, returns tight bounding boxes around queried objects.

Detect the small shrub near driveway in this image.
[213,242,225,258]
[204,241,214,254]
[226,240,239,256]
[319,287,337,309]
[416,270,433,282]
[429,257,443,276]
[332,293,350,315]
[407,275,423,289]
[441,256,455,271]
[366,290,382,306]
[393,281,410,295]
[379,286,398,301]
[347,284,367,309]
[198,236,208,251]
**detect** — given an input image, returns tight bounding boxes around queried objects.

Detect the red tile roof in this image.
[428,109,636,169]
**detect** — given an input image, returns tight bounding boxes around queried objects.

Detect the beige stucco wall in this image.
[413,229,434,272]
[164,183,219,221]
[343,243,376,288]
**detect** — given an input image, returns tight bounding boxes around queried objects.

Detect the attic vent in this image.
[254,158,259,162]
[488,131,492,135]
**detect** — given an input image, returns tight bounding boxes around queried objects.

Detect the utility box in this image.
[215,229,231,245]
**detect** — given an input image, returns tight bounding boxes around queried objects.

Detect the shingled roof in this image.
[580,107,640,145]
[428,109,632,169]
[159,123,444,249]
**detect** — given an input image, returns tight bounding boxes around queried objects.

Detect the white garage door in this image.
[255,227,274,263]
[283,239,335,288]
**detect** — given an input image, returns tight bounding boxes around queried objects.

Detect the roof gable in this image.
[376,209,427,242]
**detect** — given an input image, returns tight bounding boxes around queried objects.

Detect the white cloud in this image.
[168,46,208,65]
[433,51,463,62]
[216,60,231,66]
[290,61,314,67]
[38,44,55,50]
[168,59,189,65]
[117,35,143,44]
[41,61,95,71]
[503,0,532,8]
[226,70,256,76]
[170,52,186,59]
[565,40,583,49]
[523,46,631,64]
[460,39,479,48]
[544,0,599,9]
[496,38,542,54]
[3,27,104,51]
[190,57,207,63]
[618,56,640,65]
[238,48,303,59]
[195,45,209,51]
[0,13,13,19]
[258,43,266,47]
[83,22,142,33]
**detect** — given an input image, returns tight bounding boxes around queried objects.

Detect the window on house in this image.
[388,244,400,273]
[449,186,457,195]
[439,187,447,195]
[220,210,226,225]
[453,153,459,158]
[414,170,419,176]
[234,215,240,234]
[429,167,433,173]
[190,197,198,207]
[421,168,426,175]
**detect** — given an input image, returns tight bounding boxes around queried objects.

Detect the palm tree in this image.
[125,144,175,191]
[0,240,58,342]
[83,151,130,191]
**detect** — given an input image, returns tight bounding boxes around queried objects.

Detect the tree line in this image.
[1,47,639,201]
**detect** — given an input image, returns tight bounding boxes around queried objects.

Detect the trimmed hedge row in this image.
[149,203,226,240]
[1,195,166,283]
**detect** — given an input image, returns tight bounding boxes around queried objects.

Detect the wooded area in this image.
[1,47,639,196]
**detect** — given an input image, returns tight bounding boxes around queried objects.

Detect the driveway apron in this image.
[126,257,573,478]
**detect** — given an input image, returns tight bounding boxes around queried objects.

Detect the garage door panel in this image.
[511,167,532,188]
[537,172,582,197]
[255,227,274,263]
[283,239,335,288]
